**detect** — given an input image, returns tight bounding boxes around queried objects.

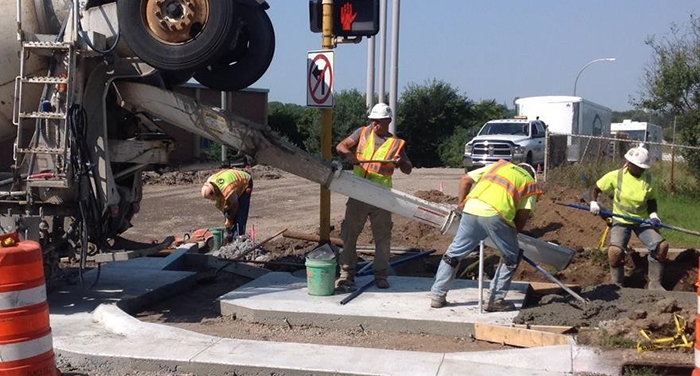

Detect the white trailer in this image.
[515,96,612,162]
[611,119,663,163]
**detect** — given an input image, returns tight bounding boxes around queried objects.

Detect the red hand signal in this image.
[340,3,357,31]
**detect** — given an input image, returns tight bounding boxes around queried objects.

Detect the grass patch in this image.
[623,366,658,376]
[597,330,636,349]
[657,194,700,248]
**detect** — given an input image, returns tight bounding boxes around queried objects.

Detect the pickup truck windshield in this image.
[479,123,529,136]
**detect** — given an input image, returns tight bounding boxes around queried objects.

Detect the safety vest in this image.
[612,168,652,223]
[466,160,543,225]
[352,126,406,187]
[207,169,251,212]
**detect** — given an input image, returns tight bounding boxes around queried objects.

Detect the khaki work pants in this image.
[339,198,392,277]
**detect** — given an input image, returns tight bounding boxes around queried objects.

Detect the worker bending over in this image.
[335,103,413,289]
[430,161,542,312]
[201,169,253,243]
[590,147,668,290]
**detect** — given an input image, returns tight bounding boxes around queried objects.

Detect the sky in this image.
[254,0,698,111]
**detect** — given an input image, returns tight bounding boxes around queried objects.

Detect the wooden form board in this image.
[474,323,574,348]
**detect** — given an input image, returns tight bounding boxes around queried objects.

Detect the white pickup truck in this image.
[463,118,547,171]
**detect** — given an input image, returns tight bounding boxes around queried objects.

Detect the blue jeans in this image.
[609,223,665,263]
[226,180,253,239]
[431,213,521,302]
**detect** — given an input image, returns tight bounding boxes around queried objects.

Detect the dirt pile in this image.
[143,169,215,185]
[143,165,283,186]
[515,285,696,337]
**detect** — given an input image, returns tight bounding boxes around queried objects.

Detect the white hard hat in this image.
[368,103,392,120]
[624,147,651,169]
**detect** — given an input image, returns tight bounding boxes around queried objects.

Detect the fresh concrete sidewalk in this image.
[48,248,619,376]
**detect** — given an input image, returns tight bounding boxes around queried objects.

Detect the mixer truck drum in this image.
[118,0,241,71]
[193,6,275,91]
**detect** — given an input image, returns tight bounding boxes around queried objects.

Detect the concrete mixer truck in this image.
[0,0,275,278]
[0,0,576,283]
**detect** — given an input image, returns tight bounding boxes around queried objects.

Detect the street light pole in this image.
[573,58,616,96]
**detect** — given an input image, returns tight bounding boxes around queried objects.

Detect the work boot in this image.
[335,272,355,291]
[375,275,389,289]
[647,262,667,291]
[430,296,447,308]
[610,266,624,287]
[485,299,516,312]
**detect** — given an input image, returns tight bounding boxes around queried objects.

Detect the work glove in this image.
[649,212,662,228]
[589,201,601,215]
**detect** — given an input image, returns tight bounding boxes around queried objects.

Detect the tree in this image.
[268,102,308,149]
[396,80,474,167]
[635,14,700,177]
[299,89,367,157]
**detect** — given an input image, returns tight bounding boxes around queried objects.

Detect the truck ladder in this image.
[12,3,78,188]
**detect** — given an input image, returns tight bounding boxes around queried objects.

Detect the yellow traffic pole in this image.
[319,0,334,243]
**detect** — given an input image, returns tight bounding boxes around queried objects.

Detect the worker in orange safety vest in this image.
[430,160,543,312]
[335,103,413,290]
[201,169,253,242]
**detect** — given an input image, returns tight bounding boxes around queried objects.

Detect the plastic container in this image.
[305,244,337,296]
[209,227,224,252]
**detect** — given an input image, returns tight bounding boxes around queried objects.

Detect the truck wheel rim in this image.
[143,0,210,45]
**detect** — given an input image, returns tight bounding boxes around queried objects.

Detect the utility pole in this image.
[220,91,227,164]
[366,36,375,110]
[377,0,388,103]
[388,0,400,134]
[319,0,334,243]
[671,116,676,193]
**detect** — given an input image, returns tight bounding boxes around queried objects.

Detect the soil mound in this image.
[414,190,460,205]
[515,284,696,340]
[143,165,283,186]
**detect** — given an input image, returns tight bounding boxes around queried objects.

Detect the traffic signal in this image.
[309,0,380,37]
[334,0,380,37]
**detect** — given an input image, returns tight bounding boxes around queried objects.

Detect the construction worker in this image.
[335,103,413,289]
[201,169,253,242]
[590,147,668,290]
[430,161,542,312]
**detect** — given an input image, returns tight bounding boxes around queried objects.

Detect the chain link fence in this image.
[543,131,700,196]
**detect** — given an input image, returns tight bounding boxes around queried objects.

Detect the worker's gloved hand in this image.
[589,201,601,215]
[649,212,662,228]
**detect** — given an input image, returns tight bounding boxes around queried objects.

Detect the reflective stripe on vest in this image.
[613,168,650,216]
[466,160,543,224]
[207,170,251,212]
[352,126,406,187]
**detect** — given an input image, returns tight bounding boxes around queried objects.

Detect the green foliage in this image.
[268,102,309,149]
[396,80,474,167]
[302,89,367,157]
[635,14,700,179]
[438,127,473,168]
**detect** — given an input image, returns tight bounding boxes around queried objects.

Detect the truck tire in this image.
[193,6,275,91]
[118,0,241,71]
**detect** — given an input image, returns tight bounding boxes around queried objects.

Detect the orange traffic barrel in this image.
[0,238,58,376]
[694,258,700,376]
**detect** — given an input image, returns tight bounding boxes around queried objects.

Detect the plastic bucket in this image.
[305,258,336,296]
[210,227,224,251]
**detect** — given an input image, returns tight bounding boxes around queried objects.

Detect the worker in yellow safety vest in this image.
[335,103,413,290]
[201,169,253,242]
[590,147,668,290]
[430,160,543,312]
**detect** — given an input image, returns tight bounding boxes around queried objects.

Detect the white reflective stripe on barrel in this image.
[697,295,700,312]
[0,284,47,311]
[695,347,700,367]
[0,332,53,363]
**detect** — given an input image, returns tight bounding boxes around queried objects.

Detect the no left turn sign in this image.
[307,50,334,108]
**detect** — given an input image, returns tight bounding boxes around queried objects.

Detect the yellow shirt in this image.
[463,165,536,217]
[596,167,655,225]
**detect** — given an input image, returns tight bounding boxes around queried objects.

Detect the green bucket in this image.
[209,227,224,252]
[305,258,336,296]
